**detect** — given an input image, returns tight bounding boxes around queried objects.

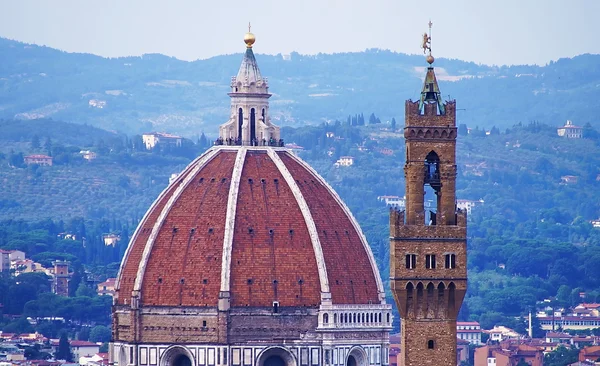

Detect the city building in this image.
[474,342,543,366]
[456,339,470,365]
[0,250,10,272]
[457,321,483,345]
[557,120,584,138]
[111,30,392,366]
[486,326,523,342]
[538,315,600,331]
[8,250,25,262]
[574,304,600,317]
[389,30,467,366]
[24,154,53,166]
[545,332,572,345]
[579,346,600,364]
[50,340,100,360]
[52,260,70,297]
[142,132,183,150]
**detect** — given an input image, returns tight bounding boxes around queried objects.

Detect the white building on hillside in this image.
[335,156,354,167]
[142,132,183,150]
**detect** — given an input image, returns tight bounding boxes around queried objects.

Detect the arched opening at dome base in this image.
[346,347,367,366]
[257,347,296,366]
[160,346,195,366]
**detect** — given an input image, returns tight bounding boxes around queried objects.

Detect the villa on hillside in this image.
[103,234,120,247]
[97,278,116,297]
[24,154,53,166]
[557,120,583,138]
[80,150,97,161]
[457,199,484,215]
[142,132,183,150]
[335,156,354,167]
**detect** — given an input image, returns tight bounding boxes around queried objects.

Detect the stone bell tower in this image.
[390,23,467,366]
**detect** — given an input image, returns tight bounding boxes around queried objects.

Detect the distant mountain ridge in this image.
[1,37,599,136]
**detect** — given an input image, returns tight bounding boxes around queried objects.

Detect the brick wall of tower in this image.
[391,95,467,366]
[401,320,457,366]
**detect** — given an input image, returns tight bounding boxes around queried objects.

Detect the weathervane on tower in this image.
[422,20,435,64]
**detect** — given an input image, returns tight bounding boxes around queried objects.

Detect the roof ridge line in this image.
[267,149,331,302]
[218,147,248,307]
[130,148,221,305]
[114,150,214,300]
[286,152,387,303]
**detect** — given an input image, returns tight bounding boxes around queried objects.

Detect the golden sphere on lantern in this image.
[244,32,255,48]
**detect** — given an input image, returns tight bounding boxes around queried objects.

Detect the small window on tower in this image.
[273,301,280,313]
[427,340,435,349]
[425,254,436,269]
[405,254,417,269]
[445,253,456,269]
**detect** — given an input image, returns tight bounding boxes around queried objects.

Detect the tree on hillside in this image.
[458,124,468,136]
[391,117,397,130]
[31,134,40,149]
[44,137,52,155]
[199,132,208,148]
[89,325,111,343]
[583,122,599,141]
[55,332,73,362]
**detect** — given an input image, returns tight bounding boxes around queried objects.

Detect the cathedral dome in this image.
[111,30,390,366]
[115,146,385,308]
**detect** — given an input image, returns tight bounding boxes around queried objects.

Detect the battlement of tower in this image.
[405,100,456,128]
[390,209,466,238]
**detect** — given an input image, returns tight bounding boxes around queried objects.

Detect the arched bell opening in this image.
[424,150,441,225]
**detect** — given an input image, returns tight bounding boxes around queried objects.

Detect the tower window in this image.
[425,254,436,269]
[405,254,417,269]
[445,253,456,269]
[427,340,435,349]
[273,301,279,313]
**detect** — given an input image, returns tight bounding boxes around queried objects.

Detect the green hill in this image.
[1,37,599,136]
[1,118,600,330]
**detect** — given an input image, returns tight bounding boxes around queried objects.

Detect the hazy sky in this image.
[1,0,598,66]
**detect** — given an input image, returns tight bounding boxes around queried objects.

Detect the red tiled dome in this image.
[115,146,385,308]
